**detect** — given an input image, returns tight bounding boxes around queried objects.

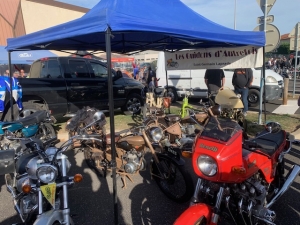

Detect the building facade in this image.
[0,0,88,46]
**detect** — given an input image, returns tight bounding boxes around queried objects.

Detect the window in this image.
[67,60,90,78]
[29,61,42,78]
[90,62,108,78]
[40,61,48,78]
[47,60,61,78]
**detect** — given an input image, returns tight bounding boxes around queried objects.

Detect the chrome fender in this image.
[33,209,74,225]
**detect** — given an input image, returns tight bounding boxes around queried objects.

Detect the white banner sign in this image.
[164,46,263,70]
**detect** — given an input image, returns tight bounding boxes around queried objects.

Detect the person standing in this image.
[20,69,27,78]
[204,69,225,95]
[232,68,253,116]
[133,66,139,80]
[3,70,9,76]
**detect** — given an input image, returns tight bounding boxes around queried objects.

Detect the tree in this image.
[276,43,290,54]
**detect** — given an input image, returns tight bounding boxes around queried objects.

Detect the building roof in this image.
[27,0,88,13]
[281,33,290,40]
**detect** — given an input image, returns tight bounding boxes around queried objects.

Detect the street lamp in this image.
[234,0,236,29]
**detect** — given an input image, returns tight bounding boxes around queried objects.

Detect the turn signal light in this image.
[22,184,32,193]
[73,174,83,183]
[231,166,246,174]
[181,151,192,158]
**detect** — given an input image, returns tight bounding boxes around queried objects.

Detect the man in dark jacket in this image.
[232,68,253,116]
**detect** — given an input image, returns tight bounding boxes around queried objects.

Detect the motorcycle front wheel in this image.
[151,155,194,203]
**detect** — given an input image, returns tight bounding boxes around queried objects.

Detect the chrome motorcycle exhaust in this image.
[267,164,300,208]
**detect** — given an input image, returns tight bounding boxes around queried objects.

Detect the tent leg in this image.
[8,51,13,121]
[263,47,266,123]
[106,28,119,225]
[165,69,170,114]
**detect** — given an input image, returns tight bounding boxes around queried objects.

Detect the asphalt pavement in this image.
[0,140,299,225]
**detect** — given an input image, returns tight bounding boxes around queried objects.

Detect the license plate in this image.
[41,183,56,207]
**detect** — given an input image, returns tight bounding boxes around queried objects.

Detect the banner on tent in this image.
[164,46,263,70]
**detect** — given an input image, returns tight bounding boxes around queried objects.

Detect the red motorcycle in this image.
[174,111,300,225]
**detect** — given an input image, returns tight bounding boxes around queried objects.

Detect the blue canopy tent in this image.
[0,46,57,64]
[6,1,265,223]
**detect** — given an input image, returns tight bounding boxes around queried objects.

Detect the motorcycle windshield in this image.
[201,117,242,142]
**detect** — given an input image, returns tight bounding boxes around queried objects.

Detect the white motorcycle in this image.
[1,136,83,225]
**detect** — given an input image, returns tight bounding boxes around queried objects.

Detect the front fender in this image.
[173,203,212,225]
[33,209,74,225]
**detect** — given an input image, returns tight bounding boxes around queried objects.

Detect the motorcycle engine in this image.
[0,136,22,152]
[122,150,145,174]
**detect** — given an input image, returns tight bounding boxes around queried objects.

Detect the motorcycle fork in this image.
[190,178,203,205]
[210,186,224,224]
[60,154,70,225]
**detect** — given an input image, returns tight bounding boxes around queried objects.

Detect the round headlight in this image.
[36,165,58,183]
[197,155,217,176]
[236,94,241,99]
[149,127,163,143]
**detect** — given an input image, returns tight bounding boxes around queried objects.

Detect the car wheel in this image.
[248,89,260,107]
[167,87,178,103]
[122,93,143,114]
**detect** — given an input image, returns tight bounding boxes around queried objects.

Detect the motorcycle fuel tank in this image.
[0,122,24,134]
[22,124,39,137]
[116,135,145,151]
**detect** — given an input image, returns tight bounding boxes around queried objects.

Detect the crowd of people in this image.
[266,55,299,74]
[117,63,158,91]
[1,69,27,78]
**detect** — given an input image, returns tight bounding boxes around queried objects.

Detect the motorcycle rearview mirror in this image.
[209,105,221,116]
[93,111,105,122]
[265,122,281,134]
[79,111,105,131]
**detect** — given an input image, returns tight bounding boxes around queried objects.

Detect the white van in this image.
[156,52,283,107]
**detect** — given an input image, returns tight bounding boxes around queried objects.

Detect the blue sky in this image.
[58,0,299,35]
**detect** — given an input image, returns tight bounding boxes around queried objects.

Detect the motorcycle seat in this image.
[17,110,48,126]
[3,110,48,127]
[106,133,121,145]
[165,114,181,122]
[254,130,285,156]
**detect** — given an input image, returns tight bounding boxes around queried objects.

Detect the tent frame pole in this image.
[263,46,267,123]
[105,27,119,225]
[8,51,13,121]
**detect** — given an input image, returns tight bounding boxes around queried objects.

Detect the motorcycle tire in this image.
[83,148,106,177]
[36,123,56,142]
[151,154,194,203]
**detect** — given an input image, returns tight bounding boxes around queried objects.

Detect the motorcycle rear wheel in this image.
[36,123,56,142]
[151,155,194,203]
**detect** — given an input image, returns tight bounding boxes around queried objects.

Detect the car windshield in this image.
[201,117,242,142]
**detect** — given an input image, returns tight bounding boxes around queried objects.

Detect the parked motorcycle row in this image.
[0,87,299,225]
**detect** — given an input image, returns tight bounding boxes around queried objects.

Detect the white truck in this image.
[156,52,283,107]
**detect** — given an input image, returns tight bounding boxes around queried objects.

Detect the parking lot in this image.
[0,141,299,225]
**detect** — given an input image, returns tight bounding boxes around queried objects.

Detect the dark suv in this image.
[7,57,144,120]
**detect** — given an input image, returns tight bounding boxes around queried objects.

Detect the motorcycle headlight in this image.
[149,127,163,143]
[197,155,217,176]
[36,165,58,183]
[266,76,277,83]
